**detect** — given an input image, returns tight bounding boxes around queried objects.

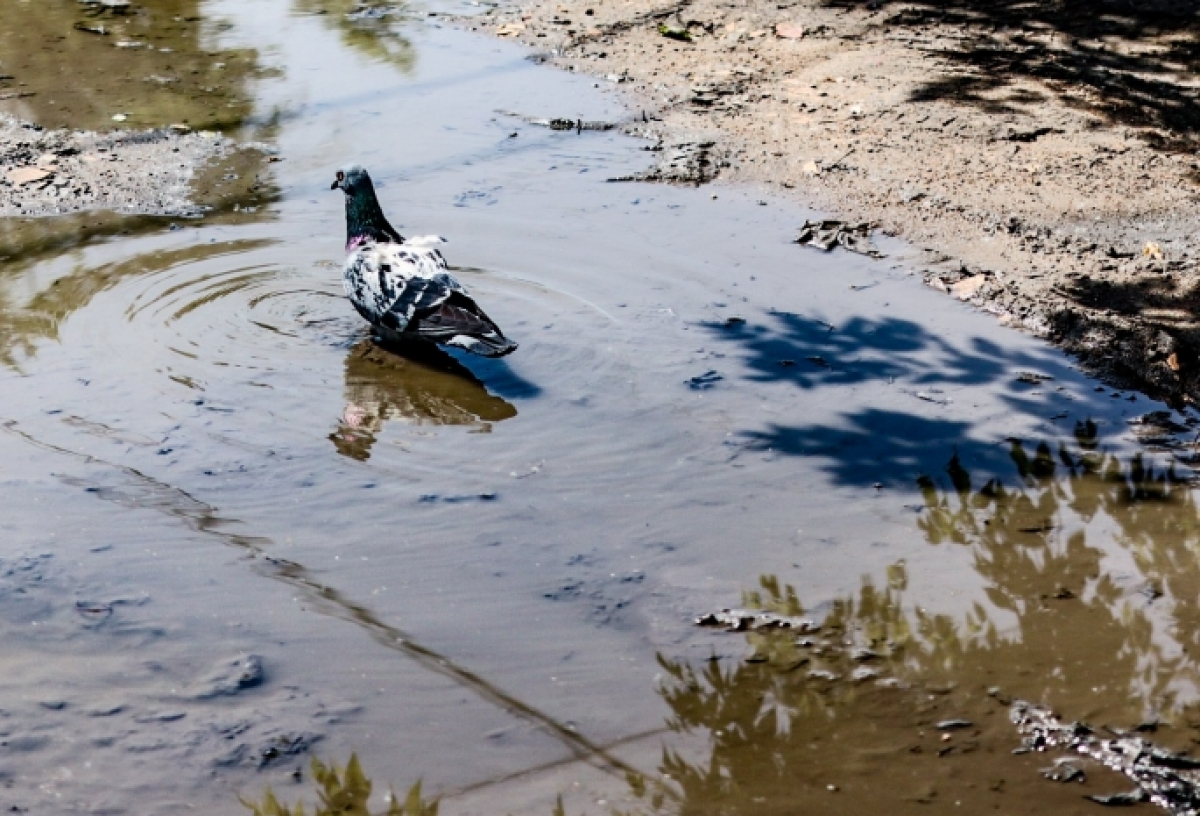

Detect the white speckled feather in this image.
[342,236,463,332]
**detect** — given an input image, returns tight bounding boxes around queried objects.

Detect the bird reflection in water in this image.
[329,340,517,460]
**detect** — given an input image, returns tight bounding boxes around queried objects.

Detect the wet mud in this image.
[5,1,1200,815]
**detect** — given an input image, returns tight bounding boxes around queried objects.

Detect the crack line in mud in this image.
[0,417,671,794]
[439,725,670,800]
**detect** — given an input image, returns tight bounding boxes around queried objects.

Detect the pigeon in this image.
[331,165,517,357]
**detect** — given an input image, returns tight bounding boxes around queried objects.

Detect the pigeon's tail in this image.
[447,332,518,358]
[409,294,518,358]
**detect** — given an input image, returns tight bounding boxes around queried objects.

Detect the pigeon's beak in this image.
[330,179,341,190]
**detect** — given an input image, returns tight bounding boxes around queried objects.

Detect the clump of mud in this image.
[1013,701,1200,815]
[0,113,256,218]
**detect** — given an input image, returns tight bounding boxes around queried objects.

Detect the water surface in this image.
[2,2,1199,814]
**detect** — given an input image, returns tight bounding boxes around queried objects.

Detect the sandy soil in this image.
[0,114,260,219]
[466,0,1200,403]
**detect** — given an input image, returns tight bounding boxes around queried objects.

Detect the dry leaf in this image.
[802,160,820,176]
[7,167,53,186]
[1168,352,1181,372]
[495,21,526,35]
[1143,241,1165,260]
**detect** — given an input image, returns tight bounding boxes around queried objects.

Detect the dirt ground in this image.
[0,114,254,219]
[466,0,1200,404]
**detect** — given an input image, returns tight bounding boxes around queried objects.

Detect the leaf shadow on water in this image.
[822,0,1200,152]
[615,427,1200,814]
[701,309,1086,486]
[702,310,1061,390]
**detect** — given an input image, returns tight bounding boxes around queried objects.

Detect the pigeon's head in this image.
[331,165,373,195]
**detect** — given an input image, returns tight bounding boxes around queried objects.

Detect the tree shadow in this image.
[743,408,979,486]
[828,0,1200,149]
[703,310,1058,390]
[702,309,1086,485]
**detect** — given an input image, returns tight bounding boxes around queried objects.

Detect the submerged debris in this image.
[685,370,723,390]
[496,109,616,132]
[696,608,819,632]
[1012,701,1200,815]
[611,139,724,185]
[935,719,974,731]
[795,219,882,258]
[192,654,266,699]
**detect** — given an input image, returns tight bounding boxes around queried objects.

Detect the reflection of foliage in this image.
[0,239,274,368]
[294,0,415,71]
[630,574,934,816]
[620,425,1200,814]
[242,754,437,816]
[0,0,259,131]
[914,420,1200,715]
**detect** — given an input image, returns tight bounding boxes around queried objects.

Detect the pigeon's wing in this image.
[407,291,518,357]
[343,242,459,332]
[344,241,516,357]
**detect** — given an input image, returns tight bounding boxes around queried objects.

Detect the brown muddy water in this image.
[4,2,1200,815]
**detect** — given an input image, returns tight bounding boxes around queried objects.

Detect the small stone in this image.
[111,113,128,122]
[935,719,973,731]
[192,654,265,698]
[775,22,805,38]
[950,274,987,300]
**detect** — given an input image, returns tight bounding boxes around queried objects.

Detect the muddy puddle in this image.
[4,2,1200,815]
